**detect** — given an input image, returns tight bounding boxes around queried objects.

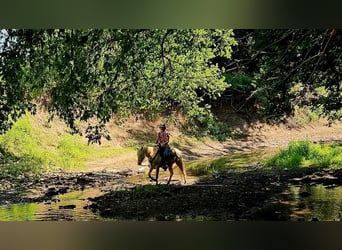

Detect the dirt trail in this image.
[82,120,341,186]
[0,120,341,220]
[84,121,342,221]
[85,120,342,172]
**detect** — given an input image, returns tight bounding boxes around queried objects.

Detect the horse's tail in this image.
[172,148,187,184]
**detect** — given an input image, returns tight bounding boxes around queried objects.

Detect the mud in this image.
[1,134,341,221]
[1,159,342,221]
[0,169,135,206]
[87,166,342,221]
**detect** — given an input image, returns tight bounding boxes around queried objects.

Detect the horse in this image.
[137,145,187,185]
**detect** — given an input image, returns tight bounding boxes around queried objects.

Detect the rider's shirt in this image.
[157,130,169,146]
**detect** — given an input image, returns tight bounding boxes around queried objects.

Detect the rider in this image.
[155,123,170,170]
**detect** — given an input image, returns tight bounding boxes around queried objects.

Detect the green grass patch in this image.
[187,151,265,176]
[0,113,134,176]
[0,115,46,177]
[265,141,342,169]
[187,158,228,176]
[56,134,90,170]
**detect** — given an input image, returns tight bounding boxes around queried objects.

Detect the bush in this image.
[265,141,342,169]
[56,134,90,170]
[189,110,231,141]
[0,113,93,173]
[0,115,48,176]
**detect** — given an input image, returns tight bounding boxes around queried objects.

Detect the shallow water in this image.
[0,188,105,221]
[2,182,341,221]
[0,148,341,221]
[288,184,342,221]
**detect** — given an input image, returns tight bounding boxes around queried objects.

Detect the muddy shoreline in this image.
[1,137,341,221]
[87,166,342,221]
[0,169,136,206]
[2,161,341,221]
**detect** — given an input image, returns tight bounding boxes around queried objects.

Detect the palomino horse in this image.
[137,145,187,185]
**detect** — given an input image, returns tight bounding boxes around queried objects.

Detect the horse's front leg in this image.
[155,166,160,185]
[148,166,156,182]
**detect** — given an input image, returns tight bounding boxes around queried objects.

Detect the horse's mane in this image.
[143,145,158,156]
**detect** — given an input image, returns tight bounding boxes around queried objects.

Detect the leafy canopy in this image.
[221,29,341,121]
[0,29,236,135]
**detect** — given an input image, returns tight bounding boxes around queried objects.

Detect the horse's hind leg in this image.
[167,167,174,185]
[176,159,187,184]
[181,168,187,184]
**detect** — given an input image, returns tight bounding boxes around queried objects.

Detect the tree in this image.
[219,29,341,122]
[0,29,236,138]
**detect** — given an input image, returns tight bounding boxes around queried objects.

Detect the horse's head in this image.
[137,146,145,165]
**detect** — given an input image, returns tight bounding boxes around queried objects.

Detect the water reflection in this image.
[0,146,341,221]
[289,185,342,221]
[0,188,104,221]
[1,184,342,221]
[0,203,37,221]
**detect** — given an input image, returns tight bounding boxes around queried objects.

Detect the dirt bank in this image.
[84,120,342,173]
[0,119,340,221]
[83,120,342,221]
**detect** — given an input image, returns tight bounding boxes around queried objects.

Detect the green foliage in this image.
[224,29,341,121]
[0,114,103,175]
[0,153,42,179]
[0,29,236,136]
[265,141,342,169]
[0,114,46,176]
[224,72,254,91]
[56,134,90,170]
[293,106,322,125]
[197,112,231,141]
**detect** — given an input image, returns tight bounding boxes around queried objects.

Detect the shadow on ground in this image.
[88,165,342,221]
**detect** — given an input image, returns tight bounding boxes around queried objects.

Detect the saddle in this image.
[154,145,178,167]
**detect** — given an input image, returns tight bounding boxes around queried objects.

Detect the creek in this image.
[0,188,105,221]
[288,184,342,221]
[0,148,341,221]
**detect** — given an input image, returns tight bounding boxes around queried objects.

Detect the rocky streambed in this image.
[0,169,137,206]
[88,166,342,221]
[1,161,342,221]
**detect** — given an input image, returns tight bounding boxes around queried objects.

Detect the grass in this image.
[187,150,267,176]
[0,113,136,177]
[1,112,340,178]
[0,114,46,177]
[186,141,342,176]
[56,134,90,170]
[265,140,342,169]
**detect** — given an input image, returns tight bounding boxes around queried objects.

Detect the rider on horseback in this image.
[155,123,170,170]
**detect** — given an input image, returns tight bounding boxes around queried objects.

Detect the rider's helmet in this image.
[159,123,166,129]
